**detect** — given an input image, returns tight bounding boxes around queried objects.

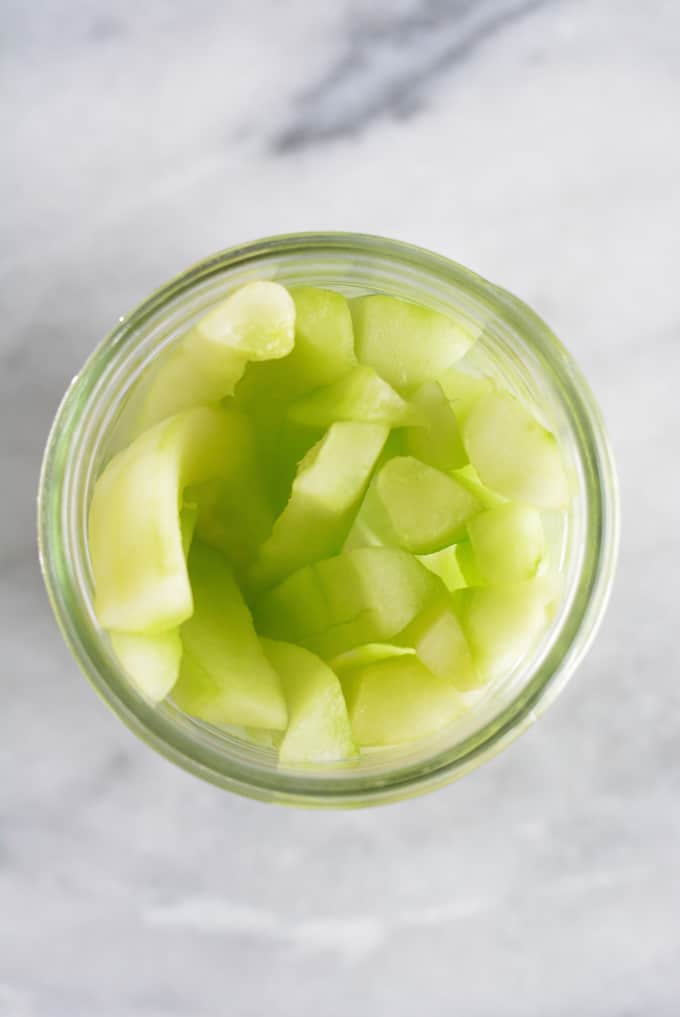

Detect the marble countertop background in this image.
[2,1,679,1014]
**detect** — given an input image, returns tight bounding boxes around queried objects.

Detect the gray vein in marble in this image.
[273,0,553,152]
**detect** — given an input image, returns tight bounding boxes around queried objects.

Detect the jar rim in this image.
[38,231,620,807]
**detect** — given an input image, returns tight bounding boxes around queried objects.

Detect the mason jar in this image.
[38,233,619,807]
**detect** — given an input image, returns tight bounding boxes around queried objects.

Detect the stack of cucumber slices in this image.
[89,282,570,764]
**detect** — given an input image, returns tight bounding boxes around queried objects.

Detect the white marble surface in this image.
[2,1,680,1014]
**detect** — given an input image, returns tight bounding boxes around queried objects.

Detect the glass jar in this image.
[38,233,619,807]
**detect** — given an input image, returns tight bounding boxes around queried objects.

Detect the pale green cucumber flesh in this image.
[454,580,556,683]
[185,405,275,573]
[288,365,417,428]
[178,543,287,729]
[437,368,494,423]
[250,421,389,591]
[405,380,467,470]
[374,456,482,554]
[261,638,356,763]
[287,286,356,387]
[89,405,239,633]
[197,281,295,361]
[343,655,466,746]
[467,503,545,583]
[417,546,467,592]
[110,629,182,702]
[463,391,569,508]
[255,547,445,660]
[231,285,353,511]
[451,463,508,509]
[454,542,484,587]
[119,281,295,440]
[351,294,478,393]
[328,642,414,676]
[397,598,479,691]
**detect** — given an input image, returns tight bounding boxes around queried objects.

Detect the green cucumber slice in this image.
[463,391,569,508]
[454,542,484,587]
[437,368,494,423]
[180,502,199,558]
[454,579,556,682]
[250,422,389,591]
[89,405,239,633]
[365,459,481,557]
[183,404,274,575]
[234,286,355,511]
[189,472,274,578]
[287,365,418,428]
[451,463,507,509]
[467,504,545,583]
[397,598,478,690]
[287,286,356,388]
[261,639,357,763]
[197,281,296,360]
[342,655,466,746]
[405,380,467,470]
[176,543,287,730]
[255,547,444,659]
[124,281,295,437]
[106,500,197,701]
[417,546,467,592]
[109,629,182,702]
[351,294,478,393]
[328,642,414,676]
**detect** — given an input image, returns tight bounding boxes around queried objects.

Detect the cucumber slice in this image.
[261,639,357,763]
[176,543,287,730]
[197,281,295,360]
[328,642,414,677]
[235,287,355,511]
[437,368,494,423]
[467,504,545,583]
[109,629,182,702]
[184,405,274,575]
[416,545,469,593]
[397,598,478,690]
[180,502,199,558]
[189,471,274,578]
[454,542,484,586]
[342,500,386,552]
[272,421,326,510]
[250,422,389,591]
[287,366,418,428]
[255,547,444,660]
[107,500,197,701]
[451,463,507,508]
[351,294,478,393]
[342,655,466,746]
[405,380,467,470]
[454,580,555,682]
[89,405,239,633]
[235,285,355,412]
[373,457,482,554]
[125,281,295,437]
[288,286,356,388]
[342,431,407,552]
[463,391,569,508]
[417,546,467,592]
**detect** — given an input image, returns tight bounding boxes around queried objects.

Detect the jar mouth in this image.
[38,232,619,807]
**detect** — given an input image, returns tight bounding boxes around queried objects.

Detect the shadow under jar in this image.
[38,233,619,807]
